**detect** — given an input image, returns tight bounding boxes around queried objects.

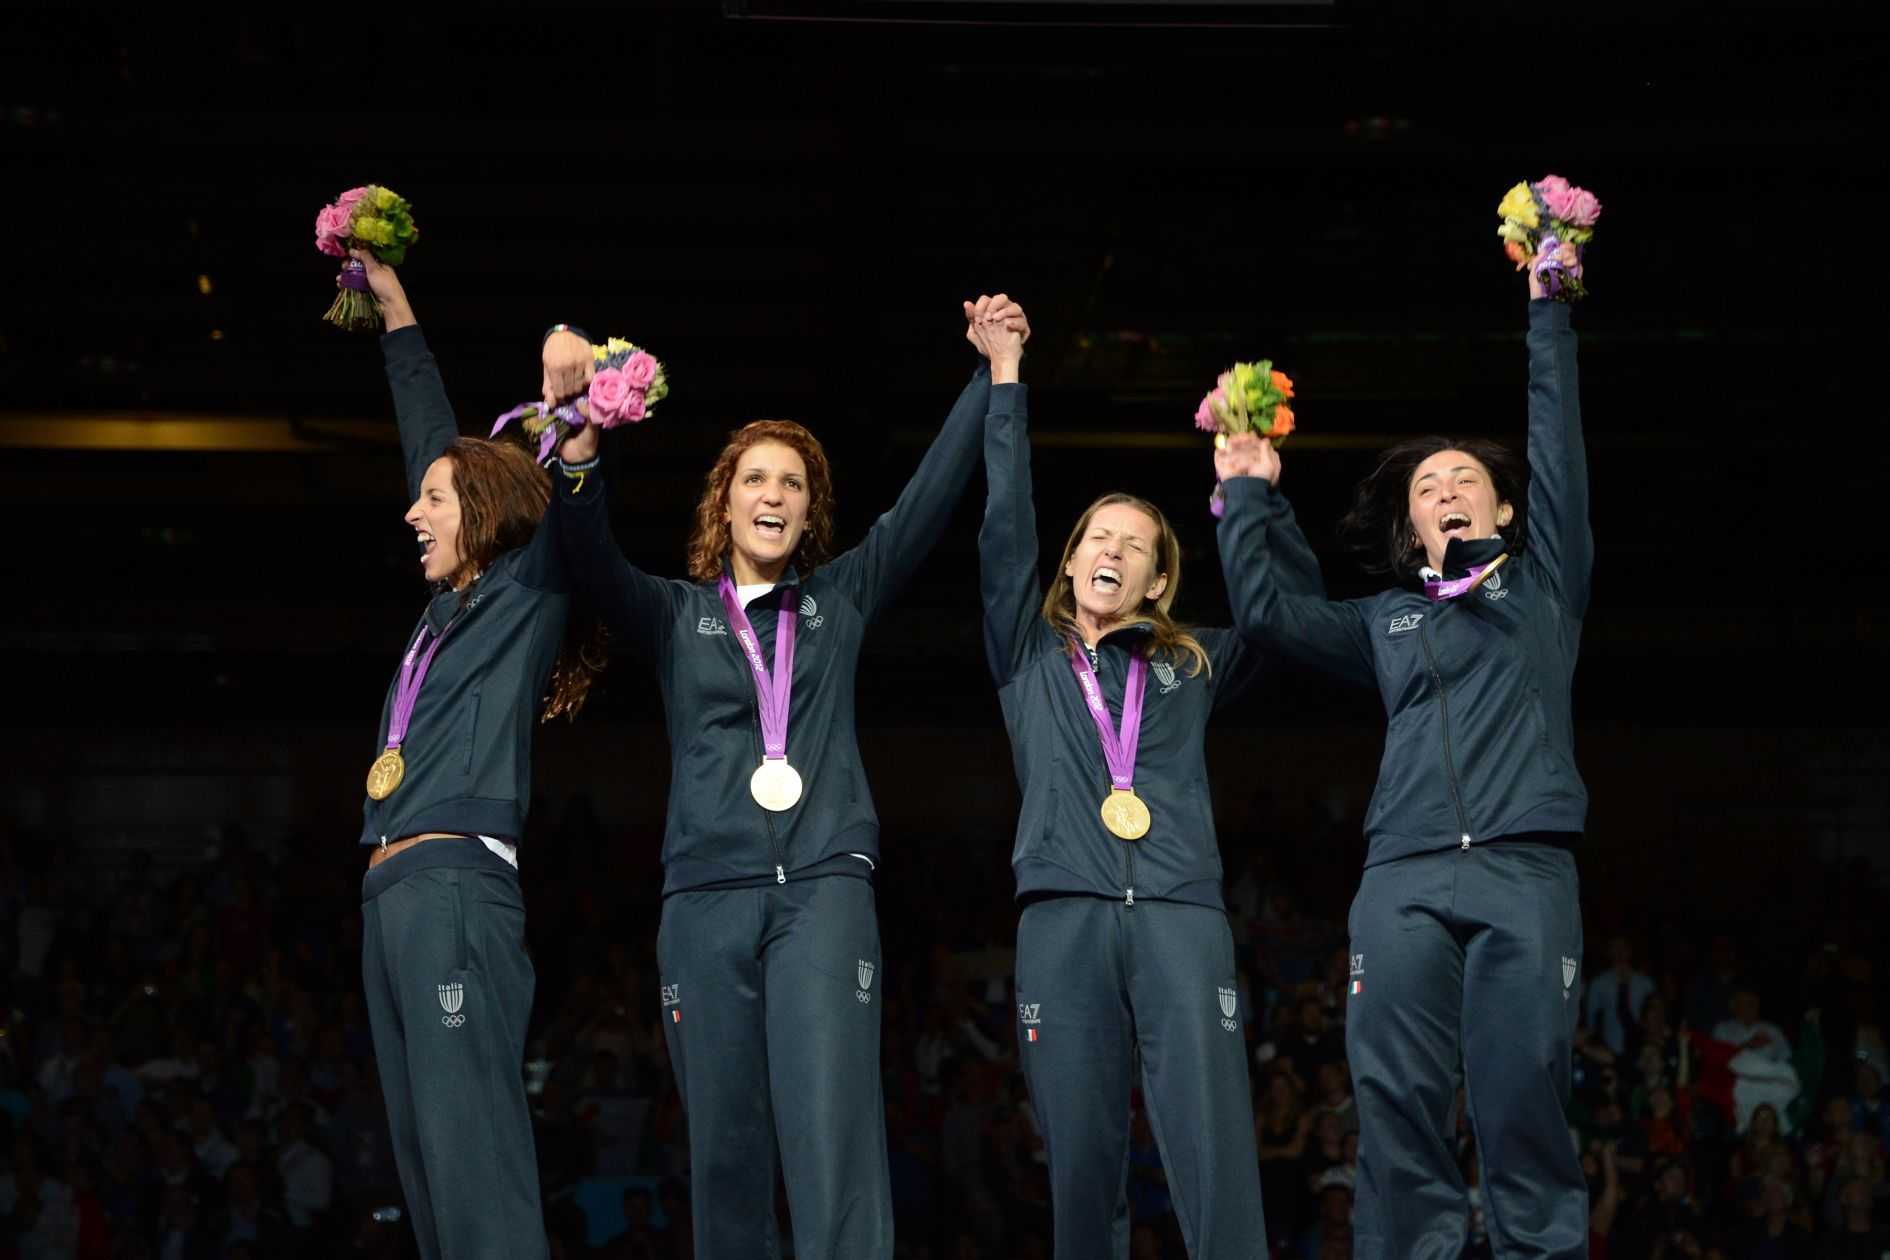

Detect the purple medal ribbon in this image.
[385,621,453,750]
[718,575,798,761]
[1423,556,1506,602]
[1068,642,1147,792]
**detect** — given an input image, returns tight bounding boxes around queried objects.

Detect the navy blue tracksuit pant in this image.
[657,873,891,1260]
[361,839,547,1260]
[1346,841,1587,1260]
[1016,895,1267,1260]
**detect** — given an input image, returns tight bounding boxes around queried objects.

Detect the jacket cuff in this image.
[1528,298,1571,331]
[989,382,1027,413]
[380,324,429,361]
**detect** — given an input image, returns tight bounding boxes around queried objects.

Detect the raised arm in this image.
[1214,447,1376,691]
[972,300,1042,685]
[822,299,1028,623]
[355,251,458,502]
[547,415,676,660]
[1522,295,1592,615]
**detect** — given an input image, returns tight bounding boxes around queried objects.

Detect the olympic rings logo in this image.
[442,1014,467,1028]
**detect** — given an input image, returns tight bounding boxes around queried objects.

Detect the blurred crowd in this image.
[4,801,1889,1260]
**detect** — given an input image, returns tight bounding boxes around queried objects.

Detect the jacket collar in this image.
[717,556,804,602]
[1416,535,1508,585]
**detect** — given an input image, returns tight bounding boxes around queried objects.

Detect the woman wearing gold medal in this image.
[549,296,1021,1259]
[972,305,1309,1258]
[347,252,604,1260]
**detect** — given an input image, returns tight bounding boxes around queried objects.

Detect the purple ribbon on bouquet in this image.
[338,258,370,292]
[490,401,588,464]
[1532,235,1583,300]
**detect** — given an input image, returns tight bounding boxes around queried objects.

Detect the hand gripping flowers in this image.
[1497,174,1603,301]
[490,337,671,464]
[1195,359,1296,517]
[314,185,420,331]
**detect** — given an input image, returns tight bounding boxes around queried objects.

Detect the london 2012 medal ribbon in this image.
[367,620,453,801]
[1069,644,1151,840]
[718,576,803,812]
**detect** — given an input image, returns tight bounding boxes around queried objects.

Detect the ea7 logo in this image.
[660,984,681,1007]
[1017,1003,1042,1025]
[1350,953,1365,977]
[696,617,728,637]
[1388,613,1425,635]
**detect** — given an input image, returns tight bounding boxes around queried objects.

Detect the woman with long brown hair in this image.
[971,306,1301,1257]
[348,251,600,1260]
[548,295,1023,1259]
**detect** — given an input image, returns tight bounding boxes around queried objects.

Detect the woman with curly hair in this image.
[347,252,603,1260]
[548,296,1023,1259]
[1214,255,1592,1258]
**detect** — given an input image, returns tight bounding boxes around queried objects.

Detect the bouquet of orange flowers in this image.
[1196,359,1295,517]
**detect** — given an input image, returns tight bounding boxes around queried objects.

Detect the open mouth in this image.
[754,514,787,541]
[416,531,437,559]
[1438,512,1473,537]
[1091,566,1122,594]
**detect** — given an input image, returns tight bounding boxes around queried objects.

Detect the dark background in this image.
[1,1,1881,896]
[0,2,1886,1255]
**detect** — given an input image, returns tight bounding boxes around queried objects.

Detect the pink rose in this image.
[337,186,370,208]
[621,350,659,390]
[587,367,632,424]
[1536,175,1602,228]
[620,390,647,424]
[315,202,354,255]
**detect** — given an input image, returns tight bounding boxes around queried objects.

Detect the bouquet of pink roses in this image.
[491,337,670,464]
[1496,174,1601,301]
[314,185,420,331]
[1195,358,1295,518]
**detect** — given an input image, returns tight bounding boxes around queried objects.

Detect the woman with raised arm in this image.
[548,298,1017,1260]
[973,304,1314,1258]
[1214,265,1592,1260]
[346,252,602,1260]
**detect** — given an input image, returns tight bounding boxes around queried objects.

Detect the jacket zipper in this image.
[1124,833,1135,908]
[1417,617,1474,850]
[753,702,787,883]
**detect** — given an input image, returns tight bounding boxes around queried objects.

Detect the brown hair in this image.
[440,437,604,721]
[1041,492,1210,678]
[686,420,836,583]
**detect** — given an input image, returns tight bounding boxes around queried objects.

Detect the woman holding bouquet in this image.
[972,306,1313,1258]
[1213,264,1592,1259]
[348,252,601,1260]
[548,297,1020,1259]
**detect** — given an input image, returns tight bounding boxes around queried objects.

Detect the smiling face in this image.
[1063,502,1168,635]
[1406,449,1513,572]
[723,440,809,583]
[406,456,463,585]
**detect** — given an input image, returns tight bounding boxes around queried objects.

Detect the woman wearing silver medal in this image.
[348,252,604,1260]
[548,297,1022,1259]
[971,305,1300,1258]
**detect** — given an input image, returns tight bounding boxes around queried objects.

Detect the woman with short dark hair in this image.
[1215,260,1593,1259]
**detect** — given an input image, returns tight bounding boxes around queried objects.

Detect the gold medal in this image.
[366,748,406,801]
[750,758,804,812]
[1101,788,1151,841]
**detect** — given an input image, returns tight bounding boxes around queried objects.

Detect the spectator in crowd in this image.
[1819,1176,1890,1259]
[1588,935,1658,1056]
[1849,1047,1890,1147]
[1295,1166,1354,1260]
[1689,936,1743,1030]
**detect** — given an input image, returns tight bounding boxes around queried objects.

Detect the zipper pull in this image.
[1460,833,1472,851]
[776,864,787,885]
[1124,887,1135,907]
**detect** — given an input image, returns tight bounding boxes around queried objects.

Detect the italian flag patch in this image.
[1350,980,1363,996]
[1027,1029,1038,1042]
[672,1010,681,1023]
